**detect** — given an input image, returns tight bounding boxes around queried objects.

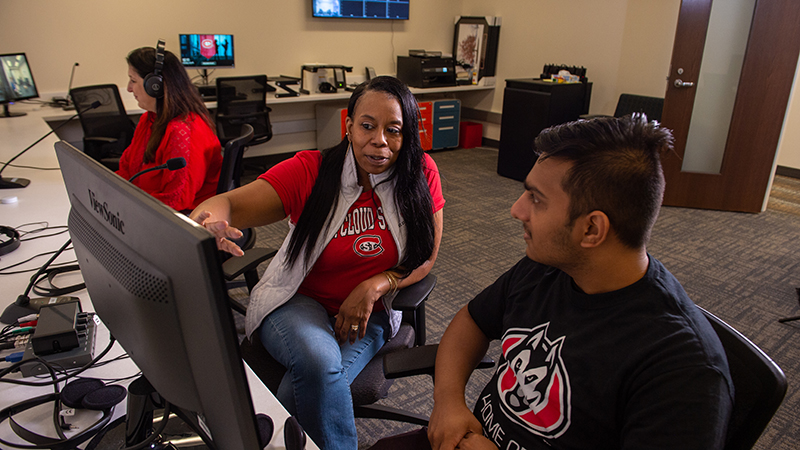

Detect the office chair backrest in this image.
[70,84,135,141]
[215,75,273,147]
[70,84,136,168]
[217,123,255,195]
[613,93,664,122]
[697,306,787,450]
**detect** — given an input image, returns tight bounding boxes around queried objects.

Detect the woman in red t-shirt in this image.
[191,76,444,449]
[116,43,221,211]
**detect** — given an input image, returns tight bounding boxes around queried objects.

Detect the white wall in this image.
[776,63,800,170]
[2,0,460,94]
[3,0,798,169]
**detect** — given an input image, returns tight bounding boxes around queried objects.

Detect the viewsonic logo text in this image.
[88,189,125,234]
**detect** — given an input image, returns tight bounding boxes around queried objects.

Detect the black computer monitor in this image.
[0,53,40,118]
[312,0,409,20]
[179,34,234,86]
[54,140,262,449]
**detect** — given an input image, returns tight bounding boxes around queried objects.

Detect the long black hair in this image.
[285,76,435,276]
[127,46,213,163]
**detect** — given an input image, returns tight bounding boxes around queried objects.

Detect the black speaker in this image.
[144,39,166,98]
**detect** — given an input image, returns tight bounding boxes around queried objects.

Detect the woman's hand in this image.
[428,400,484,450]
[334,274,390,344]
[192,210,245,256]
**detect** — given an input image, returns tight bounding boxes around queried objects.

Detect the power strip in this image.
[20,314,98,377]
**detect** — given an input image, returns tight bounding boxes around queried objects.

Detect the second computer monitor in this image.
[179,34,235,69]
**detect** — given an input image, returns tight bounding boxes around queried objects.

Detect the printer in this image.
[396,54,456,88]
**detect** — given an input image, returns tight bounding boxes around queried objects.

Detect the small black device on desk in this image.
[396,55,456,88]
[270,75,301,97]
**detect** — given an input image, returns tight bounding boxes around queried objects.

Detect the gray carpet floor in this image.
[245,147,800,449]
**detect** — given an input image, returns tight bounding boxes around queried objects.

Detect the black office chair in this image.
[215,75,273,148]
[215,124,277,293]
[581,93,664,122]
[240,274,439,426]
[70,84,136,171]
[697,306,787,450]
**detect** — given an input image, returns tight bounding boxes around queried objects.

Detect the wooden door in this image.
[661,0,800,212]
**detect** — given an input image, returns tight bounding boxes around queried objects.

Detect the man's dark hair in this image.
[534,114,674,249]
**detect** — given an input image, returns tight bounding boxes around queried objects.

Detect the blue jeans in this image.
[258,293,391,450]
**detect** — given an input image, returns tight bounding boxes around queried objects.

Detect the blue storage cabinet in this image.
[432,99,460,150]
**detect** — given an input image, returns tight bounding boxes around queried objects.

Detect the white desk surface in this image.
[0,102,318,449]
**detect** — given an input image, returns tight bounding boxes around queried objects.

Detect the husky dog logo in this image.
[496,323,571,438]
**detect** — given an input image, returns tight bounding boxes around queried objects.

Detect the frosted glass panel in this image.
[681,0,756,173]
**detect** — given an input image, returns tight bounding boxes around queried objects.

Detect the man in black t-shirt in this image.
[428,115,733,450]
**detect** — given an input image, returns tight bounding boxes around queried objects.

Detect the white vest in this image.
[245,148,406,338]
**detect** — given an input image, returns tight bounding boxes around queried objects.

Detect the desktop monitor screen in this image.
[312,0,409,19]
[0,53,39,117]
[179,34,235,68]
[54,140,261,449]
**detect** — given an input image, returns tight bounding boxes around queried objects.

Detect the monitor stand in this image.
[1,103,27,118]
[199,69,211,86]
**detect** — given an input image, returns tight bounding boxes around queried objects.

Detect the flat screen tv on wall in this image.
[312,0,409,20]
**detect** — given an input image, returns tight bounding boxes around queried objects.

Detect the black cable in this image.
[31,264,84,297]
[0,335,116,386]
[20,229,70,242]
[0,259,78,276]
[12,222,70,241]
[0,163,60,171]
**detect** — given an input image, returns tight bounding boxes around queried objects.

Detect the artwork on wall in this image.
[453,16,501,85]
[455,22,484,82]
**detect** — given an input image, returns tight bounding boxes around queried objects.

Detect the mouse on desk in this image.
[318,82,337,94]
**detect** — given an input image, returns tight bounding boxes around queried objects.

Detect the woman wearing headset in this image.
[117,42,222,212]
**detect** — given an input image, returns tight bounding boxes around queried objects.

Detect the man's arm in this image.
[428,306,491,450]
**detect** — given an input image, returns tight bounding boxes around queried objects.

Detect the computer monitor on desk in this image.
[180,34,234,86]
[54,141,262,449]
[0,53,40,118]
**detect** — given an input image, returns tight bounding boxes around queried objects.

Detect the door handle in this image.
[674,79,695,88]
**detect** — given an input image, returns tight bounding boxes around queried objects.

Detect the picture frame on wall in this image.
[453,16,501,85]
[454,20,484,83]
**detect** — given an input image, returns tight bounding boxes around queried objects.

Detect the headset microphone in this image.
[0,100,101,189]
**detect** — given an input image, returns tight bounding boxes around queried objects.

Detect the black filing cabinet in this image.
[498,79,592,181]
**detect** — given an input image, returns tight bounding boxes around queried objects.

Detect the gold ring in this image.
[351,324,359,332]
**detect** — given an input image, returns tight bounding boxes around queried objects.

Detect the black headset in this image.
[143,39,166,98]
[0,378,126,449]
[0,225,20,256]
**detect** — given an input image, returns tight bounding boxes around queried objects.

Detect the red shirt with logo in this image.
[260,150,444,315]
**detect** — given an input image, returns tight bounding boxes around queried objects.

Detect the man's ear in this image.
[579,211,610,248]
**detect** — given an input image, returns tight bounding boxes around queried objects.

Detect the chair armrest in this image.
[384,344,440,379]
[83,136,119,143]
[392,274,436,311]
[222,247,277,281]
[383,343,495,380]
[217,111,270,121]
